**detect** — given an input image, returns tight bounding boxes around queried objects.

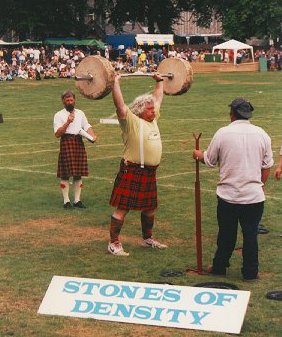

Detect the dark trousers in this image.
[212,197,264,279]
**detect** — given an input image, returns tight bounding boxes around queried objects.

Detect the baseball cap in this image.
[229,97,254,118]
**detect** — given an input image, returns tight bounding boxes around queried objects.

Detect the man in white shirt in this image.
[53,90,97,209]
[193,98,273,281]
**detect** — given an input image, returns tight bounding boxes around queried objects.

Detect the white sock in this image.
[60,180,70,204]
[74,179,82,203]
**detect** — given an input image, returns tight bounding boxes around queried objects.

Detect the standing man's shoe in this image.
[63,202,72,209]
[207,265,226,276]
[73,201,86,208]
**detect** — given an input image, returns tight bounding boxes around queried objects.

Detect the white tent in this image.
[212,39,254,64]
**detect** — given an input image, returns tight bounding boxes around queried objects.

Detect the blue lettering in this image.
[151,307,166,321]
[91,301,113,315]
[100,284,120,297]
[71,300,93,313]
[167,308,187,323]
[80,282,100,295]
[133,305,152,320]
[215,293,238,306]
[194,292,216,305]
[190,311,210,325]
[163,289,181,302]
[116,285,139,299]
[63,281,81,294]
[142,287,163,301]
[112,303,135,318]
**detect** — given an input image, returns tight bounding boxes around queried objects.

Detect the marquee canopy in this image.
[44,38,105,49]
[212,39,254,64]
[135,34,174,46]
[0,39,18,45]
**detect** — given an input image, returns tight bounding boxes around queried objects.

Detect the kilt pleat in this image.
[110,160,158,210]
[57,134,88,178]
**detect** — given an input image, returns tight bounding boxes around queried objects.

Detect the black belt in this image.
[121,159,159,169]
[62,134,81,139]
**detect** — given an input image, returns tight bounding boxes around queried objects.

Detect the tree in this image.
[0,0,90,40]
[99,0,281,43]
[96,0,191,34]
[191,0,282,42]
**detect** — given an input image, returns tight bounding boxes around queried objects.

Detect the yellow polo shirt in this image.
[119,107,162,166]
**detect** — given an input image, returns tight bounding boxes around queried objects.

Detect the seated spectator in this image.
[0,70,6,81]
[17,66,28,79]
[5,70,13,81]
[64,65,73,78]
[43,66,57,79]
[58,64,68,78]
[36,70,41,80]
[114,58,124,70]
[28,67,36,79]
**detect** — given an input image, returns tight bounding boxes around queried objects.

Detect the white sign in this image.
[38,276,250,334]
[99,118,119,125]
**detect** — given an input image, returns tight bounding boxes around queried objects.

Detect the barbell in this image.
[75,55,193,100]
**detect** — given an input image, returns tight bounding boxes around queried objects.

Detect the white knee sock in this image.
[74,179,82,203]
[60,180,70,204]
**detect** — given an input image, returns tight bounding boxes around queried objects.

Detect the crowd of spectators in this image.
[0,43,281,82]
[0,44,92,81]
[254,47,282,71]
[112,45,282,72]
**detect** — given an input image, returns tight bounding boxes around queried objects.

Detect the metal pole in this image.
[75,72,174,81]
[120,72,174,79]
[75,74,93,81]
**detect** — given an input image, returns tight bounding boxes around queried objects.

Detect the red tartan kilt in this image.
[110,160,158,210]
[57,134,89,178]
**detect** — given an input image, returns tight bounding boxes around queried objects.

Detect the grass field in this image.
[0,71,281,337]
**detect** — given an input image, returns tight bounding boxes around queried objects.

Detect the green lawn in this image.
[0,71,281,337]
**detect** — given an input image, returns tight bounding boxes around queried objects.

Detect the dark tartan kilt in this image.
[57,134,89,178]
[110,160,158,211]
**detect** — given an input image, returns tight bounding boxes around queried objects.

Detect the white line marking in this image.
[0,141,56,148]
[0,167,55,175]
[1,166,282,200]
[0,149,58,156]
[158,169,213,179]
[4,117,51,120]
[158,183,282,200]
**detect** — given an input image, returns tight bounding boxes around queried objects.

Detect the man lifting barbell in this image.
[107,72,168,256]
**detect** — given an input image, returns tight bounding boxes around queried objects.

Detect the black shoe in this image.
[207,265,227,276]
[243,276,259,282]
[63,201,72,209]
[73,201,86,208]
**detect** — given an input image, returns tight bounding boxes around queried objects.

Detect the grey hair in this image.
[129,94,156,116]
[61,90,75,100]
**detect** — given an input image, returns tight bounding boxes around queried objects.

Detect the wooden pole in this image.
[193,133,203,274]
